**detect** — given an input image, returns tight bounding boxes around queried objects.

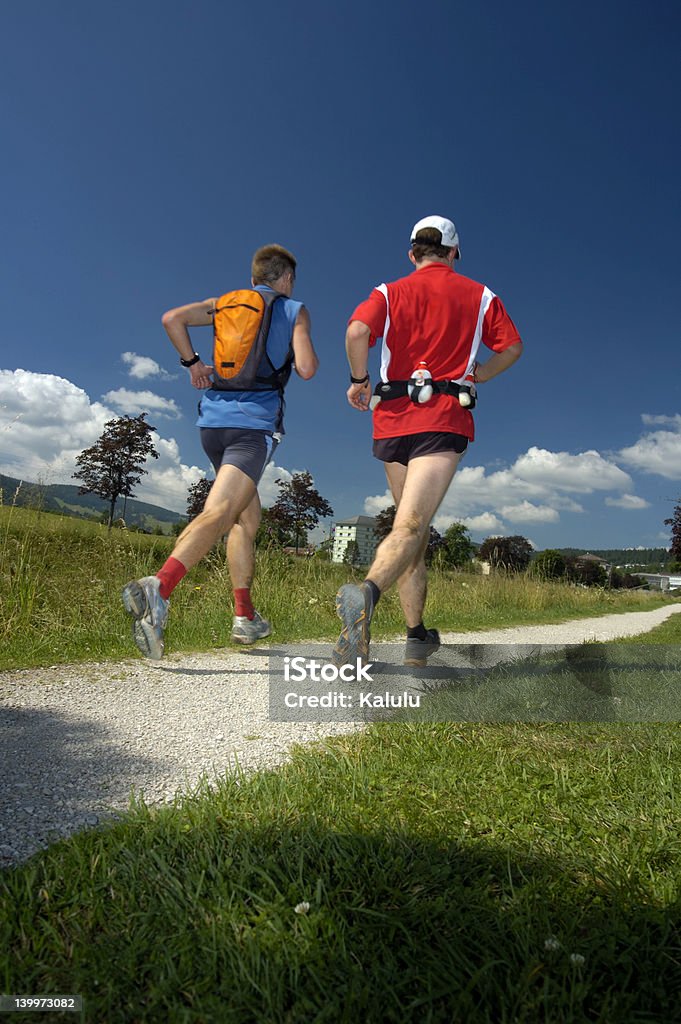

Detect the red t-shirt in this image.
[350,263,521,440]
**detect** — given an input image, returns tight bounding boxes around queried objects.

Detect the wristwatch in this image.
[350,373,370,384]
[180,353,201,368]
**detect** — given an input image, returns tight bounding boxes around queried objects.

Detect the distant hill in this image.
[554,547,670,571]
[0,473,184,535]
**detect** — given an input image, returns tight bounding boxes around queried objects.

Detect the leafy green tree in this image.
[665,499,681,564]
[530,549,567,580]
[442,522,475,568]
[566,557,608,587]
[609,568,640,590]
[186,477,213,521]
[269,471,333,553]
[424,526,445,567]
[374,504,397,542]
[478,535,534,573]
[343,539,362,567]
[73,414,158,529]
[256,506,293,548]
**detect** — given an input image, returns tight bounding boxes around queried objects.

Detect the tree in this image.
[73,414,158,529]
[424,526,446,567]
[186,477,212,521]
[255,506,293,548]
[478,535,533,573]
[530,549,567,580]
[374,505,397,542]
[665,499,681,565]
[343,539,362,567]
[313,536,334,561]
[442,522,475,569]
[565,557,608,588]
[269,471,334,553]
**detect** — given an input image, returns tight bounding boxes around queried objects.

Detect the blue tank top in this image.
[197,286,302,434]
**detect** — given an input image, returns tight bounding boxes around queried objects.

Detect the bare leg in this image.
[227,492,261,589]
[382,462,438,628]
[332,452,462,666]
[171,464,257,571]
[367,451,462,594]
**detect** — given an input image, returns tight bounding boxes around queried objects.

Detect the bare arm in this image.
[345,319,372,411]
[291,306,319,380]
[161,298,216,389]
[475,341,523,384]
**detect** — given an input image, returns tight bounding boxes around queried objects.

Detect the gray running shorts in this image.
[200,428,279,483]
[373,431,468,466]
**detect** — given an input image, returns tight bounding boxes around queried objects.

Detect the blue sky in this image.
[1,0,679,551]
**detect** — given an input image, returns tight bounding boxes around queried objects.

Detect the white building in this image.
[331,515,378,565]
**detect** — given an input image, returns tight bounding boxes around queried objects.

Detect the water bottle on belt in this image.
[407,361,433,404]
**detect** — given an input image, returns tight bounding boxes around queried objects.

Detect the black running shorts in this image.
[372,431,468,466]
[200,428,279,483]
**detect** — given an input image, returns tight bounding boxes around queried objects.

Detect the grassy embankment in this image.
[3,718,681,1021]
[2,507,681,1021]
[1,505,675,671]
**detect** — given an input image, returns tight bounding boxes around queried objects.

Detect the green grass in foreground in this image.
[3,723,681,1022]
[1,506,676,670]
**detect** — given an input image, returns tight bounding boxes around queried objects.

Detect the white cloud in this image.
[605,494,651,510]
[364,490,395,516]
[102,389,181,419]
[641,413,681,429]
[511,447,632,493]
[497,501,559,523]
[361,442,636,541]
[0,369,203,514]
[364,445,628,531]
[0,369,113,483]
[258,462,292,506]
[122,352,175,380]
[458,512,507,535]
[136,435,205,513]
[618,420,681,480]
[0,369,308,516]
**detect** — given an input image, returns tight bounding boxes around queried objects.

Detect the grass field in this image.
[3,722,681,1022]
[1,506,675,670]
[3,507,681,1021]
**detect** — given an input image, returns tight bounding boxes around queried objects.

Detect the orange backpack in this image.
[211,288,293,392]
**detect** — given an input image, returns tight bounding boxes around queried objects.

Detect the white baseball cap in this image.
[410,215,461,258]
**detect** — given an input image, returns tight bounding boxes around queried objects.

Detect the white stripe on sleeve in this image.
[376,284,392,382]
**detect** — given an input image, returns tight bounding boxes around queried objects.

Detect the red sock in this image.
[156,557,187,600]
[234,588,255,619]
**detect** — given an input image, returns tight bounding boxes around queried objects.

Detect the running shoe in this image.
[121,576,169,660]
[404,628,441,667]
[333,582,374,665]
[231,610,271,644]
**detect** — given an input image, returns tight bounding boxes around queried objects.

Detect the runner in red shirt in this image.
[334,215,523,667]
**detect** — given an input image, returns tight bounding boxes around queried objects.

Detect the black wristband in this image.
[180,353,201,368]
[350,373,370,385]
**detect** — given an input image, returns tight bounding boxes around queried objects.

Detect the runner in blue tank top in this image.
[121,245,319,659]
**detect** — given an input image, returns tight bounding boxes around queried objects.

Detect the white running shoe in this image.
[121,576,169,660]
[231,610,271,644]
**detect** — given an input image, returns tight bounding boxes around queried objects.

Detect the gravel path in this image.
[1,604,679,869]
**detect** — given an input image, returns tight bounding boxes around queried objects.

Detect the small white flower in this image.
[544,937,561,951]
[570,953,585,966]
[308,597,318,605]
[294,901,310,915]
